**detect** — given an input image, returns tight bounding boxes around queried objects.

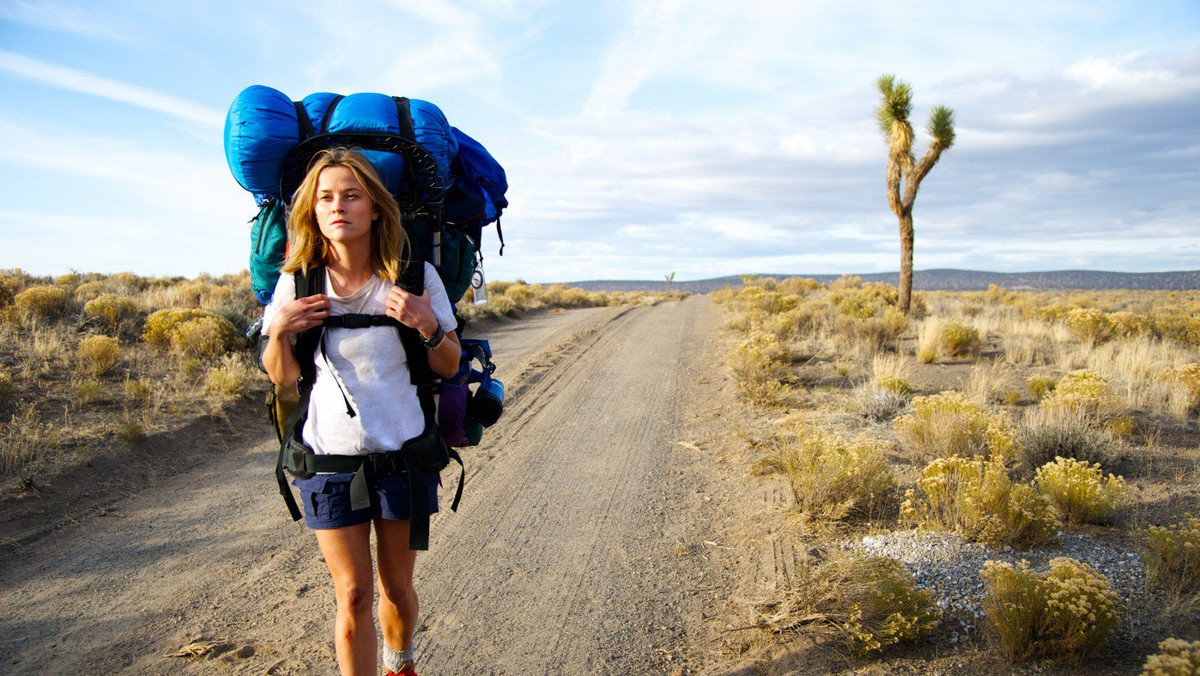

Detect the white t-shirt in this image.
[262,263,456,456]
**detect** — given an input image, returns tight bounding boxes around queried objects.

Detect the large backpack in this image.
[225,85,508,305]
[224,86,508,547]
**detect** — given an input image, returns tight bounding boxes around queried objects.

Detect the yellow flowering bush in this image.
[1142,638,1200,676]
[1065,307,1116,346]
[1041,370,1123,423]
[901,455,1058,548]
[142,308,210,347]
[13,285,72,323]
[981,557,1123,664]
[763,554,939,656]
[1143,516,1200,600]
[76,335,121,377]
[895,390,1016,459]
[836,556,940,656]
[727,333,792,405]
[939,320,981,358]
[83,293,138,329]
[1034,457,1125,524]
[755,424,894,520]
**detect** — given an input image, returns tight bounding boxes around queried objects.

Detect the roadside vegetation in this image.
[0,269,683,485]
[713,276,1200,673]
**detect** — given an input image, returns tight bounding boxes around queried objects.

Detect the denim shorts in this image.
[292,470,440,530]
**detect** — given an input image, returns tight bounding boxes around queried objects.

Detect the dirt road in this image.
[0,296,734,675]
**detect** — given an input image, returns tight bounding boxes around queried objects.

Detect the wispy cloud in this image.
[0,0,131,42]
[0,49,223,129]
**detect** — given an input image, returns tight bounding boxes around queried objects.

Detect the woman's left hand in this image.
[385,284,439,337]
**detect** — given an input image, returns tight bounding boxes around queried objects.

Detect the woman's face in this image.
[315,165,377,247]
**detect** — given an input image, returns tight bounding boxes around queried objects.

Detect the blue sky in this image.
[0,0,1197,283]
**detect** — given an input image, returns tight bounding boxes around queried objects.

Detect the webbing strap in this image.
[319,95,345,134]
[293,101,315,142]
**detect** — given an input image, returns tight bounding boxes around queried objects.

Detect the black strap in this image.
[319,95,346,134]
[392,97,416,142]
[496,217,505,256]
[294,101,315,142]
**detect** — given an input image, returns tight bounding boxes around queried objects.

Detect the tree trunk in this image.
[898,211,914,314]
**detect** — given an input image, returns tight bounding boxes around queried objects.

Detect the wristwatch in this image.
[423,325,445,350]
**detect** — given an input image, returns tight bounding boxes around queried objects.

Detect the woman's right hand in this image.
[270,294,331,339]
[263,294,330,388]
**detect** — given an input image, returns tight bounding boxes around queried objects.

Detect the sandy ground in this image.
[0,296,742,675]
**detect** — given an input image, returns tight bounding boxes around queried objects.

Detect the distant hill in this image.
[565,269,1200,293]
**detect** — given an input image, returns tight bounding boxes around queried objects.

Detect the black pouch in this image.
[403,427,451,475]
[283,437,317,479]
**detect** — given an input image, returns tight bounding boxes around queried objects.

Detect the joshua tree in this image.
[665,271,675,293]
[875,75,956,314]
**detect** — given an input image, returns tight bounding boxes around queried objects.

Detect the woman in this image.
[262,147,460,676]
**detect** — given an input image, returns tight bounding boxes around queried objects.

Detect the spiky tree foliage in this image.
[876,75,956,314]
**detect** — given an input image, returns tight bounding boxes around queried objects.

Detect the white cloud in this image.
[0,49,223,129]
[0,0,131,42]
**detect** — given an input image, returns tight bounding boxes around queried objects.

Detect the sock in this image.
[383,643,414,672]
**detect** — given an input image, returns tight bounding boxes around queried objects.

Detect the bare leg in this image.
[315,522,377,676]
[375,517,419,670]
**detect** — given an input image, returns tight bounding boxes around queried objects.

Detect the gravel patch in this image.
[847,529,1147,643]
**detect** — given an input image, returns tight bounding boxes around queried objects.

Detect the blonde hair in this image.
[282,147,408,281]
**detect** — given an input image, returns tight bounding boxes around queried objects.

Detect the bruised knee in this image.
[338,584,373,617]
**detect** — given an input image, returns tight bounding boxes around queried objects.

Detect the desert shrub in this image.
[894,390,1016,460]
[755,425,894,519]
[777,276,821,296]
[848,382,910,422]
[54,272,81,288]
[76,335,121,376]
[143,308,210,347]
[1018,408,1117,468]
[901,454,1058,548]
[981,558,1122,664]
[728,333,792,405]
[1041,370,1123,423]
[13,285,72,323]
[1108,311,1151,338]
[1142,638,1200,676]
[205,354,252,397]
[0,371,12,407]
[83,294,138,330]
[73,279,111,302]
[1026,374,1057,400]
[169,315,238,358]
[763,553,939,656]
[1065,307,1116,346]
[502,283,540,307]
[1143,516,1200,600]
[939,320,982,358]
[1034,457,1124,524]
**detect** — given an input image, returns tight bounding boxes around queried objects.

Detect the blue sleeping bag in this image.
[223,85,458,203]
